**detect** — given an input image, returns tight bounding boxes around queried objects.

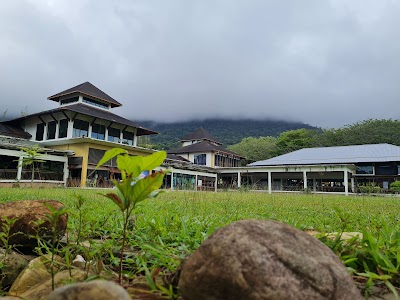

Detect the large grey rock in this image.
[179,219,363,300]
[46,280,131,300]
[0,200,68,252]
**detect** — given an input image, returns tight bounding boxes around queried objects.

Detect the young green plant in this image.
[96,148,167,284]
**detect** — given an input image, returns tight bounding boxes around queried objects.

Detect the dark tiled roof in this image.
[180,127,221,144]
[48,82,122,108]
[166,154,191,163]
[12,103,157,136]
[0,122,31,139]
[168,141,244,158]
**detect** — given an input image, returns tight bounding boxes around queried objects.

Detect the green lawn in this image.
[1,188,399,295]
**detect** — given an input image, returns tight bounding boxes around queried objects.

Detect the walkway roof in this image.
[249,143,400,166]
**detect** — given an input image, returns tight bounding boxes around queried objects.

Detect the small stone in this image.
[46,280,131,300]
[179,219,363,300]
[72,255,86,268]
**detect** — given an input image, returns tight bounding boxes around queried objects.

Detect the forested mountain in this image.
[137,119,317,149]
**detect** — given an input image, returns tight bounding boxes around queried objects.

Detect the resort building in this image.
[0,82,218,189]
[219,143,400,195]
[168,127,244,168]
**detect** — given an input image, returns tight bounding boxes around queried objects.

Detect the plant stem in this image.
[119,213,129,284]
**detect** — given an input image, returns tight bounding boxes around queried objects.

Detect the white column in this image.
[344,171,349,196]
[88,124,93,139]
[67,120,74,138]
[17,156,23,181]
[268,171,272,194]
[133,128,138,146]
[303,171,308,190]
[214,177,217,192]
[351,176,355,193]
[313,178,317,192]
[55,122,59,139]
[119,130,124,144]
[105,128,109,141]
[63,161,69,186]
[170,172,174,191]
[237,172,241,188]
[195,174,198,191]
[43,124,48,140]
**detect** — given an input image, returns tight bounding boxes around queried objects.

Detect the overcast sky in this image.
[1,0,399,128]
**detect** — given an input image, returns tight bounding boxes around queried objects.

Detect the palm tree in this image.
[18,145,45,187]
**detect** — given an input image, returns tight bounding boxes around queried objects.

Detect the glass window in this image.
[356,165,374,175]
[47,121,57,140]
[73,119,89,138]
[194,154,207,166]
[36,123,45,141]
[58,119,68,138]
[60,97,79,105]
[83,97,109,109]
[122,131,134,145]
[108,127,120,143]
[91,123,106,140]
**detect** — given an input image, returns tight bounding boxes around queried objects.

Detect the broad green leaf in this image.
[131,171,165,203]
[117,155,143,178]
[96,148,127,169]
[141,151,167,172]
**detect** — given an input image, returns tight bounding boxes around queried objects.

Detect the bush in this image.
[390,181,400,193]
[359,183,381,194]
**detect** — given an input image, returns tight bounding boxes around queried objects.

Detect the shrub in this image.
[359,183,381,194]
[389,181,400,193]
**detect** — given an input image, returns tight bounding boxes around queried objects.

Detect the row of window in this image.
[356,164,400,176]
[60,96,109,110]
[36,120,135,145]
[215,154,240,167]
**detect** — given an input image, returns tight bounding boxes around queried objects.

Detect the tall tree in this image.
[275,128,319,155]
[228,136,277,162]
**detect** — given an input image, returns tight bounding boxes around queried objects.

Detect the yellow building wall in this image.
[49,141,153,187]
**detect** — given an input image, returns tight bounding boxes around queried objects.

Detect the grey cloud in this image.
[1,0,399,128]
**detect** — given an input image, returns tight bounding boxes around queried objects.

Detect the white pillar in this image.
[170,172,174,191]
[351,176,355,193]
[268,171,272,194]
[303,171,308,190]
[88,124,93,139]
[105,128,109,141]
[313,178,317,192]
[214,176,217,192]
[55,122,59,139]
[17,156,23,181]
[119,130,124,144]
[133,128,138,147]
[67,120,74,138]
[43,124,48,141]
[195,174,198,191]
[63,161,69,186]
[344,171,349,196]
[237,172,241,188]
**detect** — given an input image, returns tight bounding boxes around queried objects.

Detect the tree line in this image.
[227,119,400,162]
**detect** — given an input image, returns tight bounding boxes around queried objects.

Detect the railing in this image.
[0,169,18,180]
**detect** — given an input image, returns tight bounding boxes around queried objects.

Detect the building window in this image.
[356,165,374,175]
[47,121,57,140]
[36,123,45,141]
[60,97,79,105]
[108,127,120,143]
[83,97,109,110]
[122,131,134,145]
[73,119,89,138]
[91,123,106,140]
[194,154,207,166]
[58,119,68,138]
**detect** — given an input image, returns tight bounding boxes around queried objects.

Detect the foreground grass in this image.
[1,188,399,296]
